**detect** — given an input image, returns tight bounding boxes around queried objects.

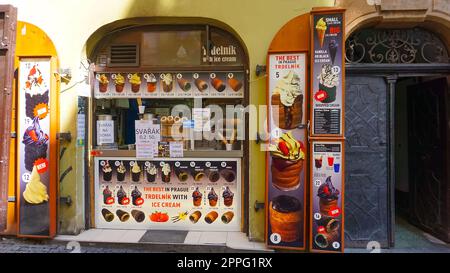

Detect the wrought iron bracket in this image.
[254,200,265,212]
[60,195,72,206]
[57,132,72,143]
[255,64,266,77]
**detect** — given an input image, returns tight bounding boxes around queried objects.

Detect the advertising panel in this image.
[17,58,54,237]
[95,158,241,231]
[266,53,307,249]
[311,12,345,136]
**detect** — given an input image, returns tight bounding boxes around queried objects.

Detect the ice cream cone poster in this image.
[17,58,53,236]
[95,158,241,231]
[311,11,345,136]
[310,140,344,252]
[268,53,306,130]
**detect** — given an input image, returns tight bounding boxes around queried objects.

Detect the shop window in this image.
[141,30,204,66]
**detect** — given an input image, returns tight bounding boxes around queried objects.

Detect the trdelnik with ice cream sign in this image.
[311,11,345,137]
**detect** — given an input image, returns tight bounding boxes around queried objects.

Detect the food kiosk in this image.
[89,25,247,231]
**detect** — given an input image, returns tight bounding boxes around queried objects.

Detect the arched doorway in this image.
[344,27,450,248]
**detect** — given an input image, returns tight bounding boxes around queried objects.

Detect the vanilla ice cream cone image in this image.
[23,166,49,204]
[316,17,327,48]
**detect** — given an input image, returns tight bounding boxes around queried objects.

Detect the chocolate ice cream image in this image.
[117,185,128,205]
[317,176,340,216]
[103,185,113,205]
[328,39,338,64]
[131,186,143,206]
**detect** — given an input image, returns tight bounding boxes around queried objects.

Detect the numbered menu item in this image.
[311,12,344,136]
[269,132,305,191]
[94,71,244,98]
[95,158,240,231]
[269,53,306,130]
[267,131,306,249]
[311,141,343,252]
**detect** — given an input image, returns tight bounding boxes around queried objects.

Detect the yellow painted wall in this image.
[6,0,335,240]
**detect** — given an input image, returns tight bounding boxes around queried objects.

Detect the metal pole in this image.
[386,74,397,248]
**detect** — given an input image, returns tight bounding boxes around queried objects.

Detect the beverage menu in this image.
[94,71,244,99]
[310,141,344,252]
[311,12,345,136]
[95,158,240,231]
[266,53,307,250]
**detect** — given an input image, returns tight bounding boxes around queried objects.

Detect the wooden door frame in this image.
[0,5,17,232]
[346,63,450,248]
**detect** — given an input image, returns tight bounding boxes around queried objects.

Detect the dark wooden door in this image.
[0,5,17,231]
[407,77,450,243]
[345,76,389,248]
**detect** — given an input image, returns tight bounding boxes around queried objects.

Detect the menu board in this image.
[95,158,240,231]
[266,53,307,250]
[94,71,244,99]
[17,59,53,236]
[311,12,345,136]
[310,140,344,252]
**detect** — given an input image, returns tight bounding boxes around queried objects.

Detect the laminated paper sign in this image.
[135,120,160,144]
[266,53,307,250]
[135,120,160,159]
[97,120,114,145]
[311,12,345,136]
[17,59,53,236]
[95,158,241,231]
[310,140,344,252]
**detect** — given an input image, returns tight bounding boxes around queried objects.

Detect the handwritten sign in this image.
[97,120,114,144]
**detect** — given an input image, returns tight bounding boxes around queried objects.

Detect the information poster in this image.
[310,140,344,252]
[94,71,244,99]
[311,12,345,136]
[95,158,241,231]
[17,59,52,236]
[266,53,307,250]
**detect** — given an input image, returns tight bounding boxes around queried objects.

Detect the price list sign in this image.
[310,140,344,252]
[310,11,345,136]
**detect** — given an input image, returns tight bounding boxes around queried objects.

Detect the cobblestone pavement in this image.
[0,236,258,253]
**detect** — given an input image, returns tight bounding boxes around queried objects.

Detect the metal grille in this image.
[345,28,449,64]
[108,44,139,67]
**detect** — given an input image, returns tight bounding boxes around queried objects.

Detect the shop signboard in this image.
[17,58,55,237]
[266,52,307,250]
[310,11,345,137]
[310,140,344,252]
[95,158,241,231]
